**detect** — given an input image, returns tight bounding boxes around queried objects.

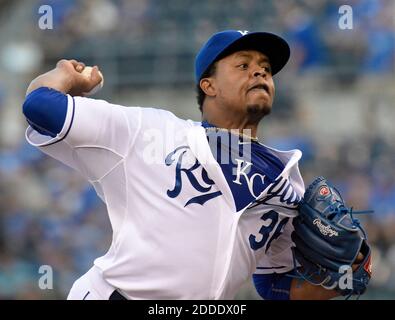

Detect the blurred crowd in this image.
[0,0,394,299]
[26,0,395,87]
[0,146,112,298]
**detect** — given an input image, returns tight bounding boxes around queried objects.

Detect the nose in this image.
[253,67,266,78]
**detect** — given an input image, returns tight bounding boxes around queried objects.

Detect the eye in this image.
[263,65,272,74]
[238,63,248,70]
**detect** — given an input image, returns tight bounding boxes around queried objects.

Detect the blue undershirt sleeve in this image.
[253,271,294,300]
[22,87,68,138]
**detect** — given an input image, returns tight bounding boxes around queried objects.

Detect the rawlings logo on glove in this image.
[291,176,373,298]
[313,218,339,237]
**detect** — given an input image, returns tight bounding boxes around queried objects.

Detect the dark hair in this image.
[196,63,217,113]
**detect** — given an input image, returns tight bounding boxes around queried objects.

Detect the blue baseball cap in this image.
[195,30,290,83]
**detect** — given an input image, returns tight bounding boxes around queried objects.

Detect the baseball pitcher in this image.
[22,30,372,300]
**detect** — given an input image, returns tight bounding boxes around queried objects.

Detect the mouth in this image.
[248,83,270,95]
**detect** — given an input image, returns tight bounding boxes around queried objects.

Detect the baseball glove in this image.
[291,176,372,298]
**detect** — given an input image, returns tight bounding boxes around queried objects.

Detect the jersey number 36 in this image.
[249,210,289,252]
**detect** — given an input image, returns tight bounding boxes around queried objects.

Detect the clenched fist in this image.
[26,59,103,97]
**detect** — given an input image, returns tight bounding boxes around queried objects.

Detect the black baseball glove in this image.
[291,176,372,298]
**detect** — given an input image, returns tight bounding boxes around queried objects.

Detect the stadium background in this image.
[0,0,394,299]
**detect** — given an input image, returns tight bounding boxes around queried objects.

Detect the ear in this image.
[199,77,216,97]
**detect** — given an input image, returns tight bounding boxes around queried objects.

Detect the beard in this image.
[246,103,272,123]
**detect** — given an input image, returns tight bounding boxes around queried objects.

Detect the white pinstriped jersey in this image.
[26,95,305,299]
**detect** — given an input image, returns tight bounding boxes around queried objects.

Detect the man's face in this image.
[204,50,275,118]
